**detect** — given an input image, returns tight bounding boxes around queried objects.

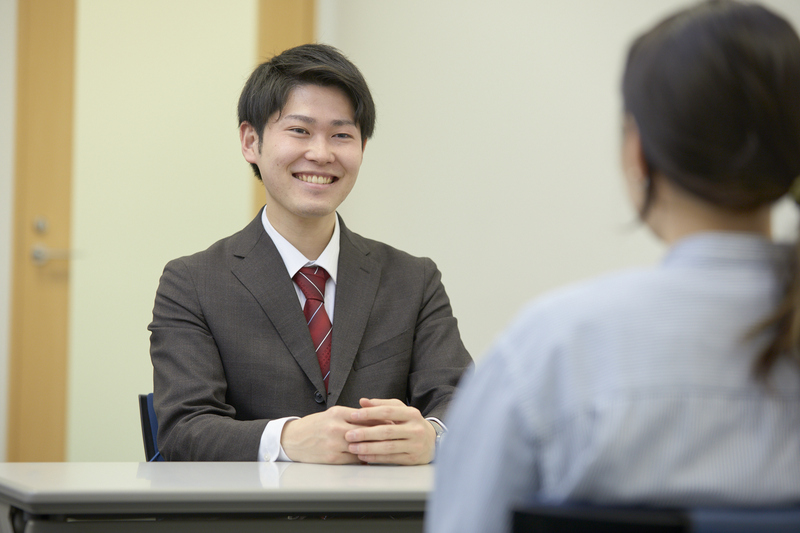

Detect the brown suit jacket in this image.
[148,212,472,460]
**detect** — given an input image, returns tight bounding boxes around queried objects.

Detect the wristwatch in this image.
[429,419,446,459]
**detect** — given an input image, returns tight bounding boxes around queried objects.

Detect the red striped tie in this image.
[293,266,332,391]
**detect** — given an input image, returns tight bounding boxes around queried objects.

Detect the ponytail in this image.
[753,185,800,378]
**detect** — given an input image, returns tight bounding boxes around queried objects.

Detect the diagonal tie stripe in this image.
[293,266,332,391]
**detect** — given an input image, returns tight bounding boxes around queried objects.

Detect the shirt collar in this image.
[663,231,786,269]
[260,207,340,283]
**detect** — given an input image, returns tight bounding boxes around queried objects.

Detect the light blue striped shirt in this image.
[427,233,800,533]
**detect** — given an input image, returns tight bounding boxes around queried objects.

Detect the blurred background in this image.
[2,0,799,462]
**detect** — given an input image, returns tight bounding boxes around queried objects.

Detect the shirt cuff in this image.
[258,417,300,462]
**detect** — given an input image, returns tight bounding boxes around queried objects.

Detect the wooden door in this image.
[8,0,75,462]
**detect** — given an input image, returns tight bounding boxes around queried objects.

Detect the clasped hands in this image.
[280,398,436,465]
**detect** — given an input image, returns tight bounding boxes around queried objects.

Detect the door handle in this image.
[31,244,72,266]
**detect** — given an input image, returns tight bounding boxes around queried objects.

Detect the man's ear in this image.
[361,137,368,152]
[240,122,260,164]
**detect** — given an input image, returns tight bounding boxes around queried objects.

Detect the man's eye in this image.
[289,128,308,134]
[334,133,353,139]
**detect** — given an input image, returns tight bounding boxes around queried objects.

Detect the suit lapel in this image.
[327,219,381,405]
[229,214,326,394]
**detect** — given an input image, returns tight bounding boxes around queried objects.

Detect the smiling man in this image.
[148,44,472,464]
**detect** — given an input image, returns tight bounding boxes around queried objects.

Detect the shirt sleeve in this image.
[425,345,540,533]
[258,417,300,462]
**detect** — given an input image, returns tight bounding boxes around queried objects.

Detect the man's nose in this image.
[305,136,335,164]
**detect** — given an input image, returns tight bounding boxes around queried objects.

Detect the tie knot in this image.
[294,266,329,302]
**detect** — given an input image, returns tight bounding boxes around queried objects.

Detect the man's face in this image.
[241,84,364,231]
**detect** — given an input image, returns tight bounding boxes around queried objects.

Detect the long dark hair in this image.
[622,0,800,376]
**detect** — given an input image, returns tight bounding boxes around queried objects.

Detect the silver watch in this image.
[430,420,446,457]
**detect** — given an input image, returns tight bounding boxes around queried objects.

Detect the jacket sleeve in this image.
[406,257,474,422]
[148,258,269,461]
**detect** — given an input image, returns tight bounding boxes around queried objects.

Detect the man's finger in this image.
[344,424,405,443]
[351,404,418,423]
[359,397,404,408]
[347,438,411,457]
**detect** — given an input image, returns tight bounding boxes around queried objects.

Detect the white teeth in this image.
[296,174,333,184]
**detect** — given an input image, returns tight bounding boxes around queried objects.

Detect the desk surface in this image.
[0,462,433,516]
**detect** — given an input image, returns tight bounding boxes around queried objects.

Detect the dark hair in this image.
[622,0,800,376]
[238,43,376,179]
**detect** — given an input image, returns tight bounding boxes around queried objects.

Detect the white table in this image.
[0,462,432,532]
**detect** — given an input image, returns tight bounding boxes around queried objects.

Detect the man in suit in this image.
[148,43,472,463]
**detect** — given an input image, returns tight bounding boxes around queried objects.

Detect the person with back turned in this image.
[428,2,800,531]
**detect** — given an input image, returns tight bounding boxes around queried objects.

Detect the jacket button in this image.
[314,390,325,404]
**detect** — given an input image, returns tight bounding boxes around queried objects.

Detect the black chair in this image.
[138,393,163,461]
[513,504,800,533]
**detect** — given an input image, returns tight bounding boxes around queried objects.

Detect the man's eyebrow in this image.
[283,114,315,124]
[282,114,356,127]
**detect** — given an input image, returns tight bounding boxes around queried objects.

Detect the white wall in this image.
[66,0,257,461]
[0,0,18,463]
[320,0,800,359]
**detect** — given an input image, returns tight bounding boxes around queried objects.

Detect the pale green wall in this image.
[320,0,800,358]
[66,0,257,461]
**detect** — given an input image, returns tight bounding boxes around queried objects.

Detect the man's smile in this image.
[294,173,336,185]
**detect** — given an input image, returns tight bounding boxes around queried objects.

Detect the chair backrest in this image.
[513,505,800,533]
[138,393,163,461]
[513,505,687,532]
[691,508,800,533]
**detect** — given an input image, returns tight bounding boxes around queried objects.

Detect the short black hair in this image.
[238,43,376,179]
